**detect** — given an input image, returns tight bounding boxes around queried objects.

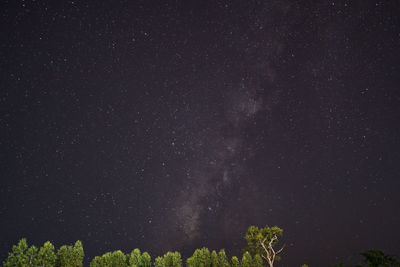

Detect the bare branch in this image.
[276,244,285,254]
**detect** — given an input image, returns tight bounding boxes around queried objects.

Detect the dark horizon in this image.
[1,0,399,266]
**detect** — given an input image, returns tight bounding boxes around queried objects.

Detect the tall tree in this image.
[109,251,127,267]
[127,249,151,267]
[128,249,141,267]
[218,250,230,267]
[253,254,263,267]
[154,252,182,267]
[165,252,182,267]
[90,251,127,267]
[154,257,164,267]
[140,252,151,267]
[187,248,211,267]
[3,239,28,267]
[244,225,284,267]
[231,256,240,267]
[72,241,84,267]
[36,241,57,267]
[241,252,253,267]
[3,238,38,267]
[55,241,84,267]
[211,251,219,267]
[26,245,38,266]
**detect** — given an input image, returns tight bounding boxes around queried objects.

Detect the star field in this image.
[1,0,399,266]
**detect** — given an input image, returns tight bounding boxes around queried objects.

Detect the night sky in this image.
[1,0,399,266]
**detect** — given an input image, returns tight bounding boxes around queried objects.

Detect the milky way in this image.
[158,1,290,250]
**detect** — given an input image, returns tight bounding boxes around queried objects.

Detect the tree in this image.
[253,254,263,267]
[90,256,103,267]
[128,249,141,267]
[109,251,127,267]
[241,252,253,267]
[36,241,57,267]
[361,250,400,267]
[72,241,84,267]
[164,252,182,267]
[26,245,38,266]
[141,252,151,267]
[218,250,230,267]
[187,248,211,267]
[231,256,240,267]
[154,252,182,267]
[211,251,219,267]
[244,225,284,267]
[127,249,151,267]
[90,251,126,267]
[154,257,164,267]
[3,238,38,267]
[55,240,84,267]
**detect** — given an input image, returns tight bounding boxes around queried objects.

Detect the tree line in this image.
[2,225,283,267]
[3,225,399,267]
[2,239,264,267]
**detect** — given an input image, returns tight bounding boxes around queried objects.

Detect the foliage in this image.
[88,248,152,267]
[154,256,164,267]
[217,250,230,267]
[186,248,231,267]
[55,241,84,267]
[4,238,29,267]
[4,233,400,267]
[231,256,240,267]
[37,241,57,267]
[361,250,400,267]
[240,252,252,267]
[128,249,142,267]
[154,252,182,267]
[90,256,103,267]
[211,251,218,267]
[187,248,211,267]
[253,254,263,267]
[3,239,36,267]
[127,249,151,267]
[89,250,126,267]
[140,252,151,267]
[3,239,58,267]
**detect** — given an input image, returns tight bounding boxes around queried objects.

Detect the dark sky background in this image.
[1,0,399,266]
